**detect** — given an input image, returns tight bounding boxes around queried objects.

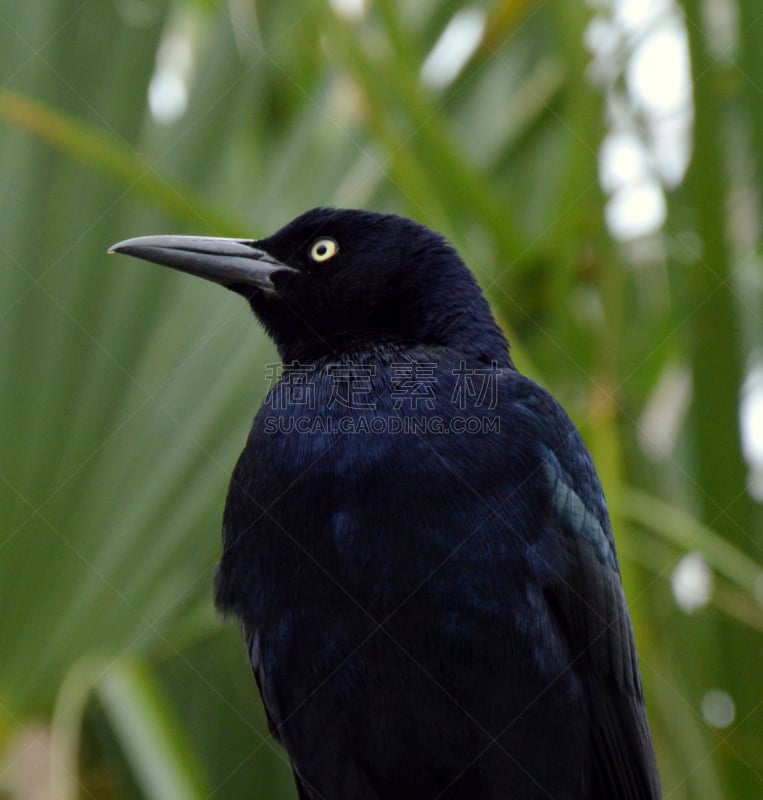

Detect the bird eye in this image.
[310,238,338,263]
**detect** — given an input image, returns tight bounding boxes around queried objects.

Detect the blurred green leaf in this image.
[96,659,210,800]
[0,89,246,235]
[622,488,763,592]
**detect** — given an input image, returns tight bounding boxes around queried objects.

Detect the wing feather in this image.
[538,422,661,799]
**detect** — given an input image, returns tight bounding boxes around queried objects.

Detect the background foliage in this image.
[1,0,761,797]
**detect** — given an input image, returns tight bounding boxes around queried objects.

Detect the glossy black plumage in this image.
[110,208,661,799]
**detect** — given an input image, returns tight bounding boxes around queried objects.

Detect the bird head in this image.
[110,207,510,365]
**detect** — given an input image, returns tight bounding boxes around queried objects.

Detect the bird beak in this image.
[108,234,296,292]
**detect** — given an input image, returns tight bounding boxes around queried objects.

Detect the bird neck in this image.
[276,332,418,366]
[275,337,513,377]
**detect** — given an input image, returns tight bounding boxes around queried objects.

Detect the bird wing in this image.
[528,390,662,799]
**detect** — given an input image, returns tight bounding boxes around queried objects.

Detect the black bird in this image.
[110,208,661,800]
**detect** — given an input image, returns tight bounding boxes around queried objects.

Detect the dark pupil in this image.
[317,244,327,256]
